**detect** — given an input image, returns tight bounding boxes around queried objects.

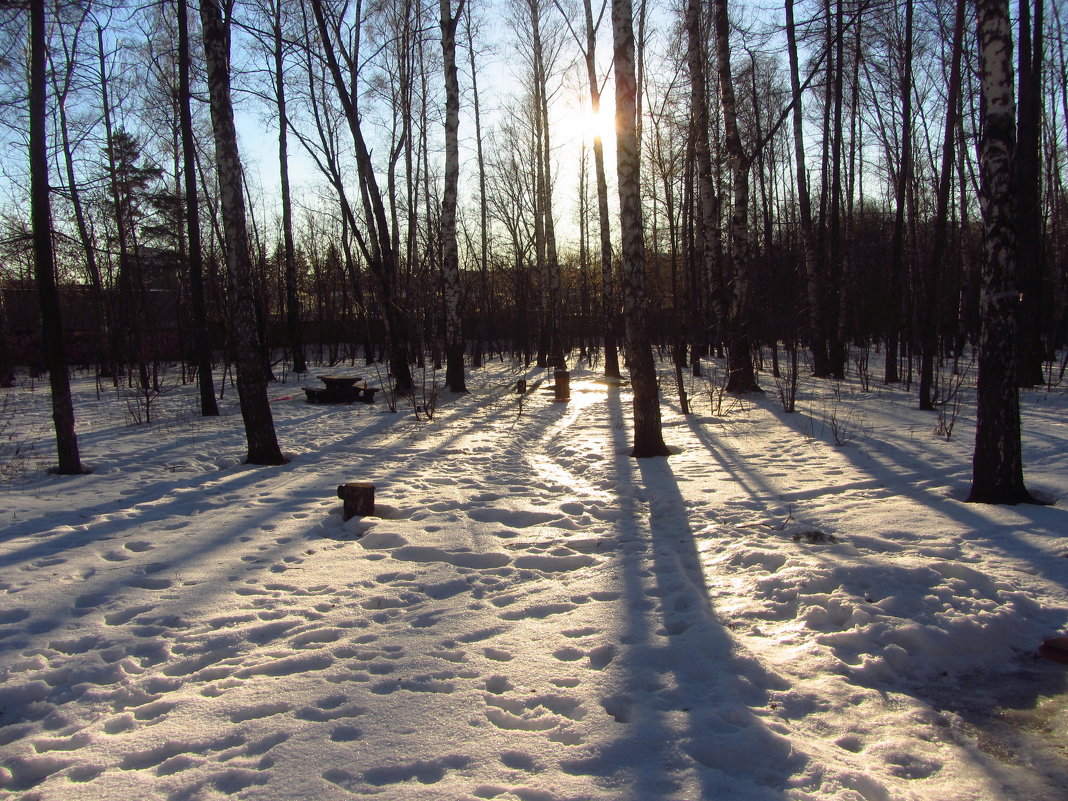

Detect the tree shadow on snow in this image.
[557,388,804,799]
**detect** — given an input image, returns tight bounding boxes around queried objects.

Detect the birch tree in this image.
[199,0,285,465]
[309,0,415,395]
[440,0,466,392]
[177,0,219,415]
[569,0,619,378]
[968,0,1032,504]
[713,0,759,393]
[611,0,668,457]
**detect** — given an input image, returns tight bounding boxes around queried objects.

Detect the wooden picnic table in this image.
[304,374,378,404]
[319,375,362,392]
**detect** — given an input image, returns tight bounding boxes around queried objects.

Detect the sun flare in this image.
[571,104,615,146]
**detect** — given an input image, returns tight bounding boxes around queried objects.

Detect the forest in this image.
[1,0,1065,498]
[4,2,1068,798]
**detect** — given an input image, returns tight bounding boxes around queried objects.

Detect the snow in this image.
[1,358,1067,800]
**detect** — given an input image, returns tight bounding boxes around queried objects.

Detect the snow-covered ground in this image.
[1,356,1066,801]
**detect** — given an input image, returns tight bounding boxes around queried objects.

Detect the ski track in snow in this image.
[1,363,1067,800]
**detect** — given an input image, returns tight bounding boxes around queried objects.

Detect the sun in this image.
[576,104,615,145]
[558,99,616,153]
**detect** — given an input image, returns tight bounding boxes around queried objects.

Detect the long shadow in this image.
[691,393,1068,790]
[1,371,519,557]
[0,369,547,623]
[558,388,802,798]
[762,397,1068,593]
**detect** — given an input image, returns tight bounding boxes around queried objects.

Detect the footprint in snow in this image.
[467,509,560,528]
[0,755,72,791]
[562,627,600,638]
[513,554,597,572]
[500,602,578,621]
[296,700,366,721]
[233,652,334,679]
[500,750,541,771]
[127,576,173,591]
[330,724,362,742]
[326,754,470,790]
[457,626,508,643]
[131,700,176,721]
[31,555,65,568]
[552,646,585,662]
[600,694,631,723]
[485,675,513,694]
[156,754,198,776]
[32,731,92,753]
[370,675,456,694]
[484,647,513,662]
[390,545,511,570]
[290,627,343,647]
[0,608,30,624]
[588,645,616,669]
[47,634,101,654]
[208,767,270,794]
[228,701,292,723]
[67,765,104,783]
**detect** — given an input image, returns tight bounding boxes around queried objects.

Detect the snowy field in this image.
[1,356,1067,801]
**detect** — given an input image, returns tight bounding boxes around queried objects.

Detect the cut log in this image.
[553,370,570,402]
[337,482,375,520]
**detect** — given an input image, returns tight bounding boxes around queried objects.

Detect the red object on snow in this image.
[1038,636,1068,665]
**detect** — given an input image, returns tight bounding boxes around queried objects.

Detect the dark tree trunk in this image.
[178,0,220,416]
[272,1,306,375]
[309,0,414,395]
[440,0,466,392]
[1015,0,1045,386]
[583,0,620,379]
[714,0,760,394]
[885,0,914,385]
[30,0,83,475]
[968,0,1033,504]
[527,0,564,368]
[786,0,825,377]
[919,0,966,411]
[685,0,716,378]
[51,10,113,381]
[464,13,489,370]
[200,0,285,465]
[825,0,846,378]
[611,0,669,458]
[0,290,15,388]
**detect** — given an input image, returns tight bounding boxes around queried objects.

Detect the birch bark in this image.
[200,0,285,465]
[968,0,1033,504]
[611,0,669,457]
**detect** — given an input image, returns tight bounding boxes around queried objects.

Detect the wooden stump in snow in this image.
[338,482,375,520]
[553,370,570,402]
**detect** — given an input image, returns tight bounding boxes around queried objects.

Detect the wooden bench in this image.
[357,387,379,404]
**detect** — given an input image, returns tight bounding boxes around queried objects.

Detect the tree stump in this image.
[516,379,527,394]
[553,370,570,402]
[337,482,375,520]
